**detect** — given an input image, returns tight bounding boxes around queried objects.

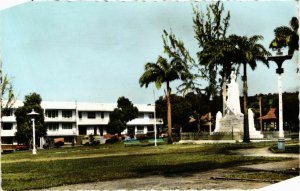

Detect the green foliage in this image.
[228,35,269,68]
[270,144,299,154]
[139,52,191,143]
[0,55,16,112]
[193,1,230,47]
[107,96,138,135]
[155,92,222,133]
[14,93,46,145]
[247,92,299,132]
[193,2,231,97]
[270,17,299,55]
[1,75,15,109]
[139,56,190,90]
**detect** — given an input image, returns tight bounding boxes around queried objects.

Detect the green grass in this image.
[269,144,300,154]
[1,141,295,190]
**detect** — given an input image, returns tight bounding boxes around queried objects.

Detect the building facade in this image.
[1,101,163,146]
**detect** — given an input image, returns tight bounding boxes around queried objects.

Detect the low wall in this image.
[180,132,243,141]
[180,131,298,141]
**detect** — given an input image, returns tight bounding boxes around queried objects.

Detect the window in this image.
[62,110,72,118]
[62,123,73,130]
[47,123,59,131]
[149,113,154,119]
[136,126,144,134]
[147,126,154,132]
[87,112,96,119]
[101,112,104,119]
[1,137,13,144]
[2,109,13,116]
[78,111,82,119]
[138,113,144,118]
[2,123,13,130]
[46,110,58,118]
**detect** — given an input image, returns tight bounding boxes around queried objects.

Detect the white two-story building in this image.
[1,101,163,146]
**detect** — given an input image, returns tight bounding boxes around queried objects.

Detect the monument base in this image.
[218,114,244,133]
[211,132,243,141]
[249,131,264,139]
[214,110,264,140]
[213,114,244,141]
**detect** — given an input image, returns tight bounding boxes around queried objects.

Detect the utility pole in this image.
[259,96,263,132]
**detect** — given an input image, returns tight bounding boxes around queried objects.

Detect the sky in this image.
[0,0,299,104]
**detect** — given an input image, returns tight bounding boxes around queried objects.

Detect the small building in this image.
[257,108,277,131]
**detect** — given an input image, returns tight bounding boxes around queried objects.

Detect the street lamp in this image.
[267,49,292,151]
[27,109,39,155]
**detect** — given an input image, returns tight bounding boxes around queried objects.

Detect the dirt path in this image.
[44,147,299,190]
[45,168,271,190]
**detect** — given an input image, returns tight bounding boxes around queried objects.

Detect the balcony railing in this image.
[47,129,77,136]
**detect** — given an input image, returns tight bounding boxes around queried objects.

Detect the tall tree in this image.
[0,56,16,114]
[270,17,299,55]
[163,2,231,104]
[229,35,269,142]
[14,93,46,146]
[193,2,231,97]
[107,96,138,135]
[139,56,190,143]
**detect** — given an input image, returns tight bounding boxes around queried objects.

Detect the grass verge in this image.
[269,144,300,154]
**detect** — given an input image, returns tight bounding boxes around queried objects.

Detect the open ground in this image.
[1,140,299,190]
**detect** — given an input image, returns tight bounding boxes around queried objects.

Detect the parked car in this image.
[16,144,29,151]
[82,135,106,145]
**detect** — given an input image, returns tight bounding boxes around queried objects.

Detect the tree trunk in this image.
[221,76,227,115]
[243,63,250,142]
[166,81,173,144]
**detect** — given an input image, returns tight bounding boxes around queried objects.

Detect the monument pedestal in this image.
[213,114,244,140]
[218,114,243,132]
[214,108,264,140]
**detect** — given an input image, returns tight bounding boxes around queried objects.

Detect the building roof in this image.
[8,101,155,112]
[257,108,277,120]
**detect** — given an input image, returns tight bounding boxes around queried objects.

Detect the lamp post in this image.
[27,109,39,155]
[267,50,292,151]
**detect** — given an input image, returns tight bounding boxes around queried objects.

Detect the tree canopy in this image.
[0,56,16,116]
[107,96,139,135]
[14,93,46,145]
[270,17,299,55]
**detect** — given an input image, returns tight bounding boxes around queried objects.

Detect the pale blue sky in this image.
[0,1,298,104]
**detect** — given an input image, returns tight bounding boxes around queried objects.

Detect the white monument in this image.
[248,108,264,139]
[213,71,263,140]
[224,71,243,116]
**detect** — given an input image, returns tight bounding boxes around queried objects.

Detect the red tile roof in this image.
[258,108,277,120]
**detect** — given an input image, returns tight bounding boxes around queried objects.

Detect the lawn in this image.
[1,141,297,190]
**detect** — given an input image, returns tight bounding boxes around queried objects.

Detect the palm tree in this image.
[198,37,238,112]
[229,35,269,142]
[270,17,299,55]
[139,56,190,143]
